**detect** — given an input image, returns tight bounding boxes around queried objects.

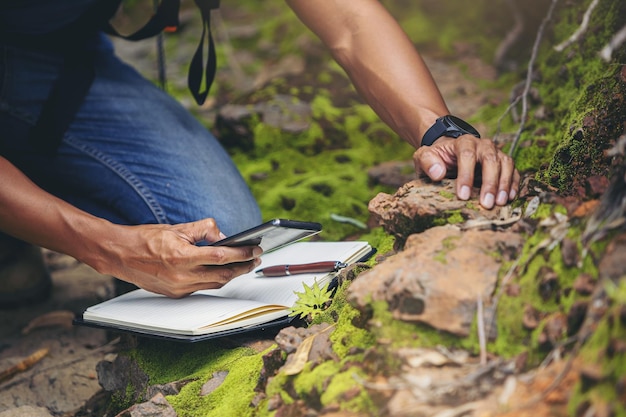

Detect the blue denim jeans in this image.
[0,34,261,236]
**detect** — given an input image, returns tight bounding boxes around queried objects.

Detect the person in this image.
[0,0,519,306]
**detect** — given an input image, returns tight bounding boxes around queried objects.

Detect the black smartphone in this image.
[209,219,322,253]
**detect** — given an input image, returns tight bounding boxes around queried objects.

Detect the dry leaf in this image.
[282,324,335,376]
[22,310,75,335]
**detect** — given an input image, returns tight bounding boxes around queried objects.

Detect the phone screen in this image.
[209,219,322,253]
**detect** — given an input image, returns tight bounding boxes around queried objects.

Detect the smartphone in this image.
[209,219,322,253]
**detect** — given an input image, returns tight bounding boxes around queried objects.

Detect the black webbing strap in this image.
[105,0,219,105]
[188,0,220,105]
[103,0,180,41]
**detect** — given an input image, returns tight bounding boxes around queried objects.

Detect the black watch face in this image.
[447,115,480,137]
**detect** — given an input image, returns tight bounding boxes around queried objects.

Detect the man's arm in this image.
[286,0,519,208]
[0,156,261,297]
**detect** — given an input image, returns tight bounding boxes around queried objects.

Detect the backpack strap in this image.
[106,0,220,106]
[188,0,220,105]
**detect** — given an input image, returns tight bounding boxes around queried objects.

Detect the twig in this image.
[476,295,488,366]
[0,348,49,384]
[493,0,525,71]
[554,0,600,52]
[508,0,560,157]
[599,23,626,62]
[0,337,120,391]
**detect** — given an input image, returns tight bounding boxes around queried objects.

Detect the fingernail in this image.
[253,247,263,257]
[459,185,471,200]
[509,189,517,200]
[482,193,495,208]
[497,190,509,205]
[219,232,227,239]
[429,163,445,179]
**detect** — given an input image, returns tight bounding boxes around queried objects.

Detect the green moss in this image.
[433,235,460,264]
[320,367,376,413]
[357,227,397,263]
[530,0,626,192]
[167,353,265,417]
[328,300,376,359]
[570,280,626,416]
[438,190,455,199]
[125,340,269,417]
[446,209,465,224]
[368,300,463,349]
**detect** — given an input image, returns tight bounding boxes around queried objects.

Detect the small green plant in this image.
[290,280,333,321]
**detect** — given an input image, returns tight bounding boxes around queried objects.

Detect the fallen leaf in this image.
[22,310,75,335]
[282,324,335,376]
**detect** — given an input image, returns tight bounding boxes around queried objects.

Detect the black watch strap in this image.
[421,115,480,147]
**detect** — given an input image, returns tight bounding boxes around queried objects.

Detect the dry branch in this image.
[508,0,560,157]
[554,0,600,52]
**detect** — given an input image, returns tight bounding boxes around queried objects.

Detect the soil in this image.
[0,252,116,416]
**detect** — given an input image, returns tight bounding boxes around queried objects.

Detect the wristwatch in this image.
[421,115,480,147]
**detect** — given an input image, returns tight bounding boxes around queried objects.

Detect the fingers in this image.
[414,135,520,209]
[116,219,266,298]
[198,244,263,266]
[135,258,262,298]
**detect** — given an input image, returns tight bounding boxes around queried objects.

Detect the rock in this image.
[598,232,626,283]
[115,393,176,417]
[368,179,502,248]
[573,273,597,295]
[97,355,149,404]
[275,324,338,372]
[215,94,312,150]
[348,225,524,336]
[0,406,53,417]
[200,371,229,396]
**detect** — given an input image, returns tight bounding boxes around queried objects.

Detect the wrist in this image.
[66,215,126,275]
[421,115,480,147]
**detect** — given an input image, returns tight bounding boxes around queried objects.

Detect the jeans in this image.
[0,34,261,237]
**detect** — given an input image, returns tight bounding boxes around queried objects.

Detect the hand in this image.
[413,135,520,209]
[92,218,263,298]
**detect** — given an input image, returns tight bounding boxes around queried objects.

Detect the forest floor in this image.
[0,6,581,417]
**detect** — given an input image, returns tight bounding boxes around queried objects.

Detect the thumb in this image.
[177,218,225,244]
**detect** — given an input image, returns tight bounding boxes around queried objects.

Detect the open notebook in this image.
[76,241,373,342]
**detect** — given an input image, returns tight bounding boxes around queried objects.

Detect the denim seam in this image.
[63,134,169,224]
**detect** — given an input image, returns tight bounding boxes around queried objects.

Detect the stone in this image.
[200,371,229,396]
[598,232,626,283]
[115,393,176,417]
[275,324,338,373]
[97,355,149,404]
[368,179,503,248]
[348,225,524,336]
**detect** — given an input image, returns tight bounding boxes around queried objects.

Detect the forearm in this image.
[0,156,120,272]
[286,0,449,148]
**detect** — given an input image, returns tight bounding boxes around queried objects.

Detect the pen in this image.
[255,261,348,277]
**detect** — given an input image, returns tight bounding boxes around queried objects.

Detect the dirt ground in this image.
[0,252,117,417]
